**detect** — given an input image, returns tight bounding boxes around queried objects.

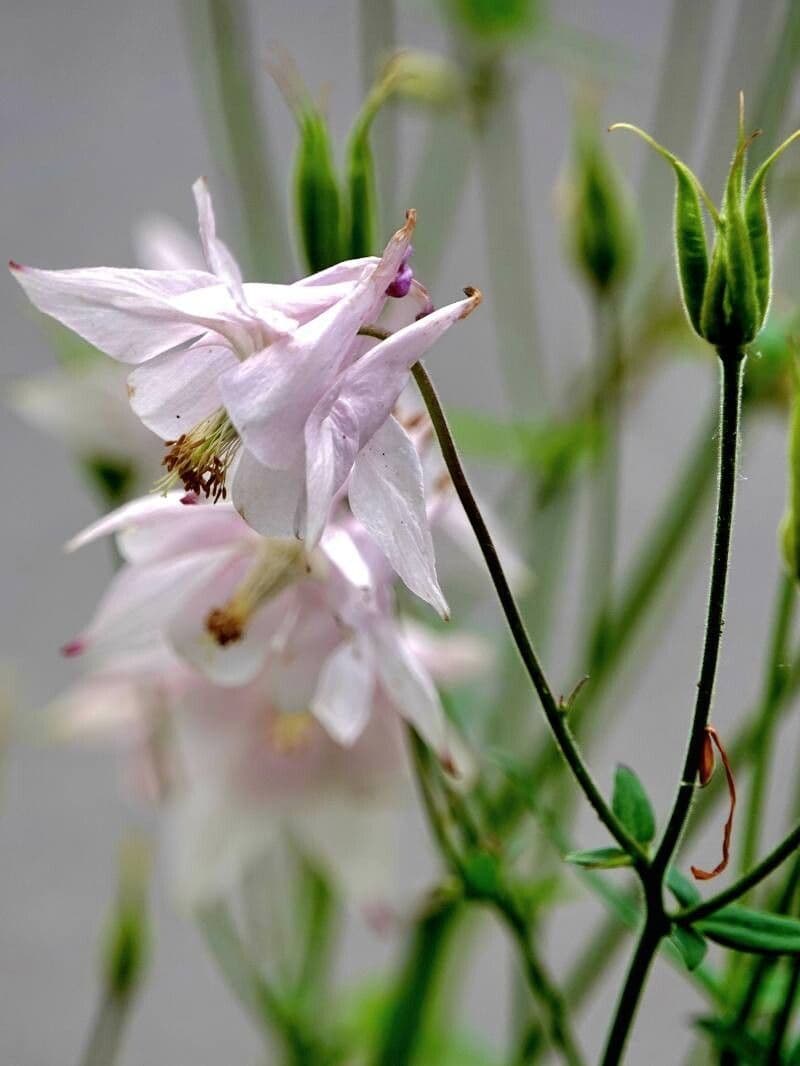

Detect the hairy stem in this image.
[411,361,646,866]
[654,351,744,874]
[601,350,744,1064]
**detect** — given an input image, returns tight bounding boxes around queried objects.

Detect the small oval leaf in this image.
[612,765,656,845]
[565,847,633,869]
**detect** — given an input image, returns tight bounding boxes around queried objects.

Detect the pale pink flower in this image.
[63,492,470,756]
[11,180,480,615]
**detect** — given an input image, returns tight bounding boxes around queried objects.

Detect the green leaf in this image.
[611,765,656,845]
[565,847,633,870]
[669,924,707,972]
[666,866,702,908]
[695,905,800,955]
[694,1016,769,1063]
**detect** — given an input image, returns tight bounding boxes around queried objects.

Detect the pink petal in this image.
[310,637,375,746]
[303,396,360,546]
[166,554,287,685]
[66,493,248,564]
[231,450,306,538]
[372,620,447,754]
[219,214,416,469]
[77,547,236,659]
[9,263,217,363]
[192,178,244,294]
[127,343,238,438]
[293,257,376,286]
[348,417,448,618]
[325,289,482,452]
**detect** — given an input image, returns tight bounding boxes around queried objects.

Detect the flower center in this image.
[205,540,321,647]
[267,710,315,755]
[155,409,240,502]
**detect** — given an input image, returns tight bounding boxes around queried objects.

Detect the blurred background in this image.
[2,1,799,1063]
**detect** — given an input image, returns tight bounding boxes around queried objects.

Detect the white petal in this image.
[167,786,281,908]
[292,800,399,902]
[10,262,217,363]
[77,547,235,659]
[293,257,376,286]
[192,177,244,293]
[127,343,238,438]
[231,450,306,538]
[372,620,448,755]
[325,289,481,451]
[66,493,245,564]
[219,214,416,469]
[133,213,204,272]
[166,556,285,686]
[303,393,360,545]
[349,417,448,618]
[401,620,494,684]
[310,637,375,746]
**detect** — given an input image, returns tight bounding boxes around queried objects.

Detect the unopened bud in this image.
[565,99,635,294]
[101,838,151,999]
[611,96,800,351]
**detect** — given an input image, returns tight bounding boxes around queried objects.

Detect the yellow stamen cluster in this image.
[155,409,240,502]
[205,540,319,647]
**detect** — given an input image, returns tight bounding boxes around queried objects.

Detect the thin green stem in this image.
[740,572,795,880]
[408,729,583,1065]
[676,820,800,925]
[79,993,131,1066]
[601,350,744,1064]
[583,294,623,672]
[410,360,647,868]
[498,902,584,1066]
[516,402,718,800]
[599,909,668,1066]
[373,895,461,1066]
[654,351,745,876]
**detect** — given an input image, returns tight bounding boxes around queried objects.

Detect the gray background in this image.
[1,1,798,1062]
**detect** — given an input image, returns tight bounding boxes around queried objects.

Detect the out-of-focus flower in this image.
[11,181,481,614]
[62,493,469,757]
[8,360,162,499]
[52,521,486,906]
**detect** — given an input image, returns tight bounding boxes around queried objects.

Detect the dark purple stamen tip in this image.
[61,638,86,658]
[180,492,200,505]
[386,245,414,299]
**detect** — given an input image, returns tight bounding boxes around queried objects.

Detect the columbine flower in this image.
[11,180,480,613]
[62,492,474,757]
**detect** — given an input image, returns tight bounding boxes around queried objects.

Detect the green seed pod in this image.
[567,108,635,293]
[698,229,728,347]
[610,124,710,336]
[718,117,760,347]
[294,109,343,273]
[745,129,800,329]
[101,839,151,999]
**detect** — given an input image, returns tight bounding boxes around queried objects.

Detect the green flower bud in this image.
[101,838,151,999]
[294,107,343,273]
[611,98,800,353]
[566,102,635,293]
[440,0,540,42]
